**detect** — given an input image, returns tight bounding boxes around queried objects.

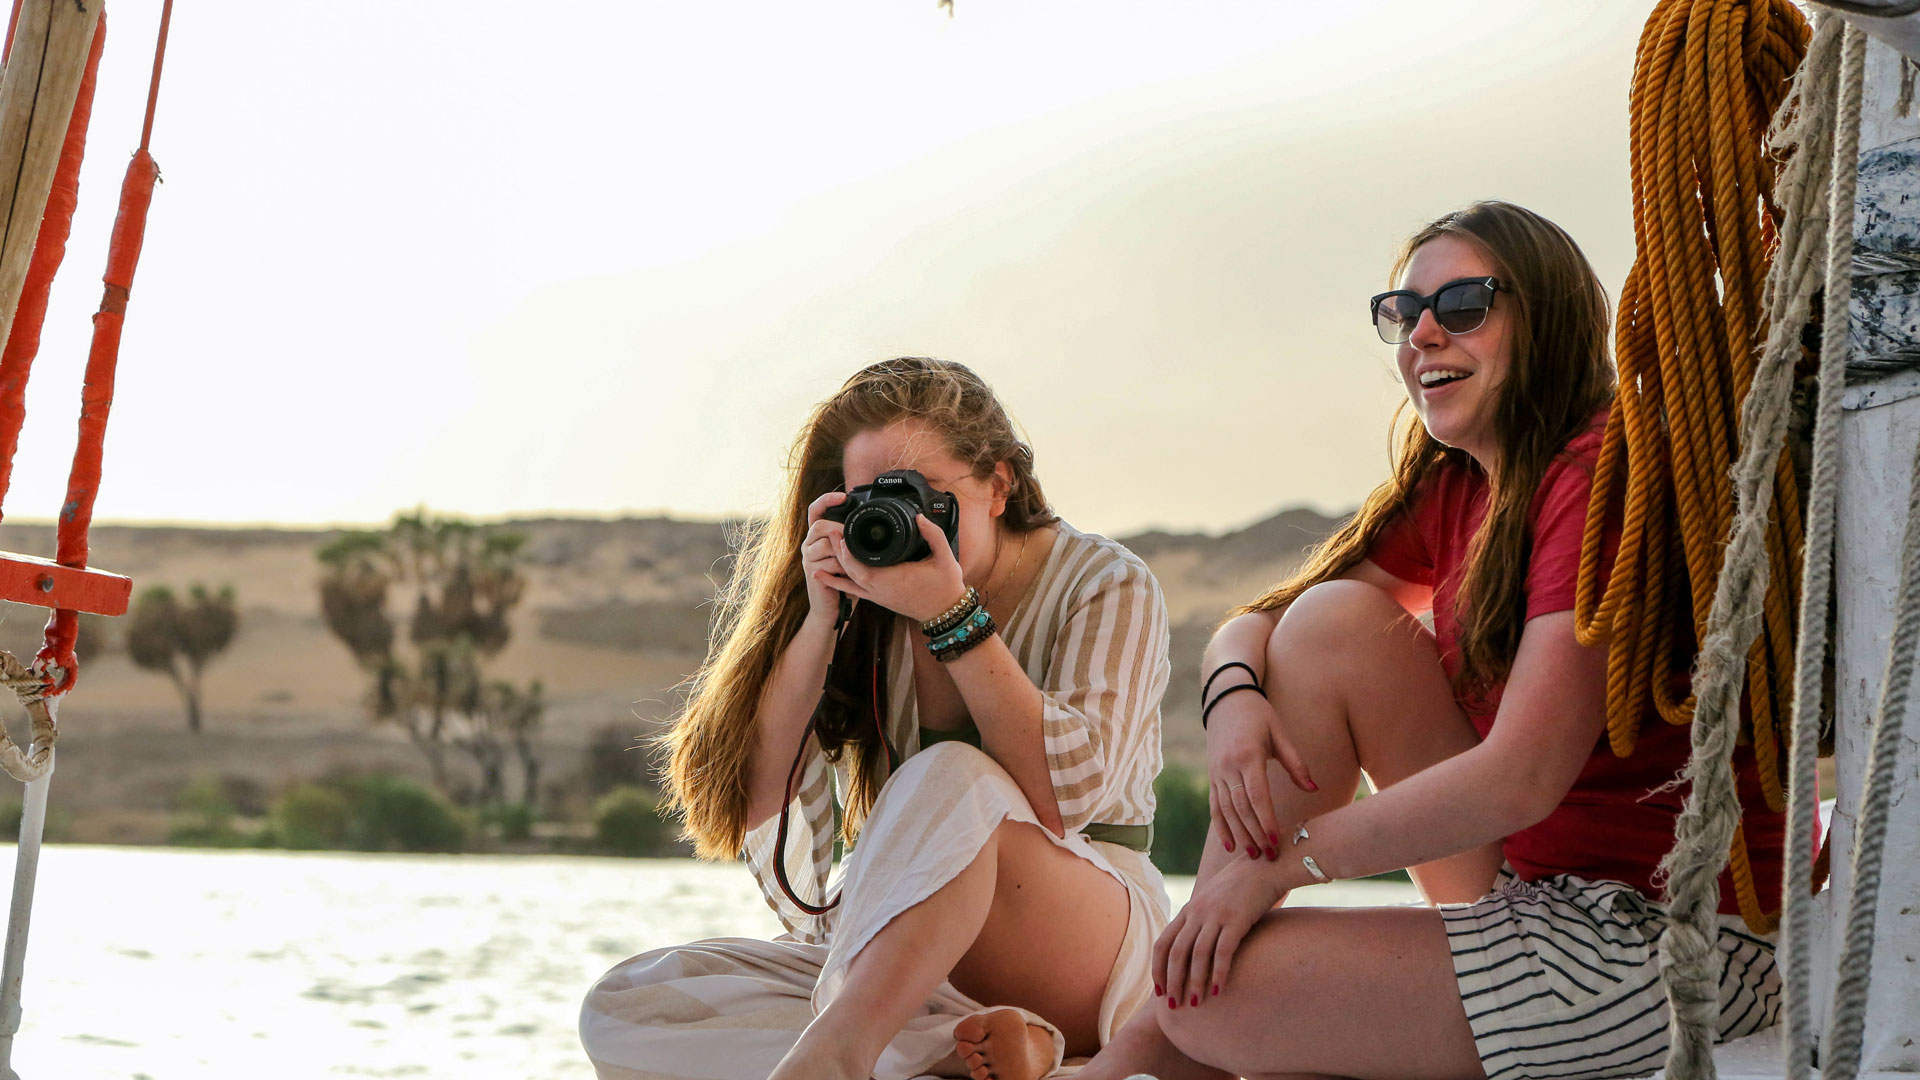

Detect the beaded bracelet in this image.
[928,607,993,653]
[921,587,981,637]
[928,608,996,662]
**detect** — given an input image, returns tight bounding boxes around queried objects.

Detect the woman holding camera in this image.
[580,357,1172,1080]
[1073,201,1785,1080]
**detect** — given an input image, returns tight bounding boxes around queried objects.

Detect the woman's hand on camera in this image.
[829,514,967,623]
[1207,688,1316,860]
[801,492,854,626]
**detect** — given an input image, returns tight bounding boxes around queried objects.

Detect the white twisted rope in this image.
[1824,387,1920,1080]
[1822,28,1917,1060]
[1783,18,1870,1080]
[1652,13,1867,1079]
[0,651,56,784]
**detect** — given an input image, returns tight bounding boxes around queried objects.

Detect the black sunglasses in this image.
[1369,277,1505,345]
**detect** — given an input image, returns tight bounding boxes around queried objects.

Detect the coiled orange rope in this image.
[1575,0,1810,934]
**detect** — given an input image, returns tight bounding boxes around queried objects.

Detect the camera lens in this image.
[843,501,916,565]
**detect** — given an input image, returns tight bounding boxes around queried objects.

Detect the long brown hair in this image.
[658,357,1057,858]
[1237,201,1615,698]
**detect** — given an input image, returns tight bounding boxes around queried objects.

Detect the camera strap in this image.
[771,603,899,917]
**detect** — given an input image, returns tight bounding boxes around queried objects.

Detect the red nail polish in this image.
[1306,779,1320,792]
[1247,846,1260,860]
[1154,983,1163,996]
[1224,837,1235,853]
[1212,985,1220,997]
[1168,996,1178,1010]
[1267,831,1279,846]
[1190,994,1199,1007]
[1267,846,1279,861]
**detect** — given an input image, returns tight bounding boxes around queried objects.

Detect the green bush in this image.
[273,783,354,849]
[0,801,72,843]
[482,801,536,842]
[169,775,247,848]
[1150,764,1211,876]
[594,786,674,856]
[344,775,467,853]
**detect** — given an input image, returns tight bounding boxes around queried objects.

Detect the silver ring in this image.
[1226,783,1246,792]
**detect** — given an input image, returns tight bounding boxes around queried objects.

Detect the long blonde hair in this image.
[1237,202,1615,699]
[658,358,1056,858]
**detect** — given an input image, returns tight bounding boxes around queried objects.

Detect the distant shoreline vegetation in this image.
[1,764,1408,885]
[0,509,1361,873]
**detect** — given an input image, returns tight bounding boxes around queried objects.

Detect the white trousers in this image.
[579,742,1169,1080]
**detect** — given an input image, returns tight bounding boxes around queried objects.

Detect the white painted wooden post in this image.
[1828,22,1920,1076]
[1700,12,1920,1079]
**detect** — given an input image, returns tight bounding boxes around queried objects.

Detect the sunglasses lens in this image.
[1435,281,1495,334]
[1373,295,1420,344]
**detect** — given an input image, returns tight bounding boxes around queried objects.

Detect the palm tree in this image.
[126,585,239,734]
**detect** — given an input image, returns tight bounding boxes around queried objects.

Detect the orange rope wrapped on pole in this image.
[1576,0,1811,934]
[37,0,173,694]
[0,18,103,517]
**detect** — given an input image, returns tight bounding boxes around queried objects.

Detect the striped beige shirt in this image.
[743,520,1171,942]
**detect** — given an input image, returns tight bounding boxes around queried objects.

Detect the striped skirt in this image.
[1440,869,1780,1080]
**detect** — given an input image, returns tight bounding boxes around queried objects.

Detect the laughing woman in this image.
[580,358,1171,1080]
[1077,201,1785,1080]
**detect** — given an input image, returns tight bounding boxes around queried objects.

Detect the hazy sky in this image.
[3,1,1653,537]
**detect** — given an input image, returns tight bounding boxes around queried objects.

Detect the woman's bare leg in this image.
[1079,580,1499,1080]
[1253,579,1501,902]
[1158,905,1481,1080]
[768,816,1129,1080]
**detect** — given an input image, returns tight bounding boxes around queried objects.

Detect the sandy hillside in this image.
[0,510,1336,830]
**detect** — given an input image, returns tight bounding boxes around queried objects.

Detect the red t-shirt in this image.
[1367,414,1784,914]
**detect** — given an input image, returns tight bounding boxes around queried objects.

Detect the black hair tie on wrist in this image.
[1201,681,1265,730]
[1202,661,1262,704]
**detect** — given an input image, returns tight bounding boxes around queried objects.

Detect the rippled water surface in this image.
[0,845,1416,1079]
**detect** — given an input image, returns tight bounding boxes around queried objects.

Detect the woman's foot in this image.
[954,1008,1055,1080]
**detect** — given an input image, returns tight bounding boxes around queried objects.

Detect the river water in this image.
[0,846,1416,1080]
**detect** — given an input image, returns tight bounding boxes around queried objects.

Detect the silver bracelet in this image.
[1292,821,1310,846]
[1301,854,1331,884]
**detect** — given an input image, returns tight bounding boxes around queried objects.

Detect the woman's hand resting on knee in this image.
[1207,689,1316,860]
[1153,841,1285,1006]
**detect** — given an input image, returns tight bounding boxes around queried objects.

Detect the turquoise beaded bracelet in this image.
[927,608,996,661]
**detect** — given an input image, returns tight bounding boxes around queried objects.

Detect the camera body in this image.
[824,469,961,566]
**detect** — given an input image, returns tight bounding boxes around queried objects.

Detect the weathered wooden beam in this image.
[0,0,102,352]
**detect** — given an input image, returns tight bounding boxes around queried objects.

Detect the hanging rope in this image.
[1575,0,1811,936]
[1651,11,1864,1075]
[1823,389,1920,1080]
[1813,28,1913,1075]
[34,0,172,694]
[0,5,103,773]
[1764,15,1860,1080]
[0,651,52,782]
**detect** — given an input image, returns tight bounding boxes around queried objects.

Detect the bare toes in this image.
[954,1015,989,1044]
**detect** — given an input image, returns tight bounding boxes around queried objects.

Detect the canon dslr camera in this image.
[824,469,961,566]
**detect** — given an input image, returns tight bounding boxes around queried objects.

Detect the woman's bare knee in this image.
[1270,580,1424,663]
[1258,579,1480,840]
